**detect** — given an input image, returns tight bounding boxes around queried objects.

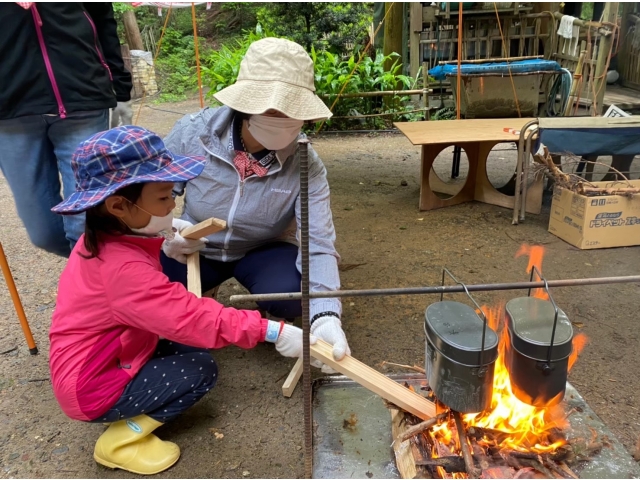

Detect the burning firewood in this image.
[397,412,449,443]
[415,456,466,472]
[454,411,482,478]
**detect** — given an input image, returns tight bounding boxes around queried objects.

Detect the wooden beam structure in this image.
[310,339,436,420]
[182,218,226,297]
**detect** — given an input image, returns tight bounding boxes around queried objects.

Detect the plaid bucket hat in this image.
[52,126,205,214]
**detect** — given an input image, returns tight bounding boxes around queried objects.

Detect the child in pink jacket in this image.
[49,126,307,475]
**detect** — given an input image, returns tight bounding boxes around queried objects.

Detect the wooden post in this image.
[123,10,144,51]
[593,2,619,115]
[409,2,423,79]
[618,3,634,87]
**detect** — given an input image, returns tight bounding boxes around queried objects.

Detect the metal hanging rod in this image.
[229,275,640,304]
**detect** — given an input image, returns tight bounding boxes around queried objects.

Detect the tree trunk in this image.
[383,2,403,73]
[383,2,404,100]
[123,10,144,51]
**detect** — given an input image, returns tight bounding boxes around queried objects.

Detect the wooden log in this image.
[282,357,303,398]
[453,411,481,478]
[182,218,227,297]
[415,456,466,472]
[311,339,437,420]
[397,412,448,443]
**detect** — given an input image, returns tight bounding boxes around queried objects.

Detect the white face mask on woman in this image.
[247,114,304,151]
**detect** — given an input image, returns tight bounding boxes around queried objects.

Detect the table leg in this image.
[474,139,543,217]
[419,143,478,211]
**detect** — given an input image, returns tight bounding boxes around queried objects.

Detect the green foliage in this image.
[312,49,420,129]
[257,3,372,53]
[201,24,277,97]
[432,107,456,121]
[580,2,594,21]
[154,28,200,102]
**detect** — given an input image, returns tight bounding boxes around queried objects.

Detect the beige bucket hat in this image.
[213,37,332,122]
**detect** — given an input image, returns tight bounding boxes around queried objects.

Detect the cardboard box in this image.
[548,180,640,249]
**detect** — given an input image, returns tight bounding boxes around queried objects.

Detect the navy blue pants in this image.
[161,241,302,318]
[91,340,217,423]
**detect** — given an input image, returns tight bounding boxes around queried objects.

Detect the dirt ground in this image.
[1,98,639,479]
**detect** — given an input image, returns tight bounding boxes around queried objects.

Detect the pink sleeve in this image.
[106,261,267,349]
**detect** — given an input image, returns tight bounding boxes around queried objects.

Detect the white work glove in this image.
[267,322,317,358]
[310,315,350,361]
[161,218,206,264]
[110,101,133,128]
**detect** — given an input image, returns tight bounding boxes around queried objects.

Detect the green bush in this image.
[154,28,201,102]
[312,49,421,129]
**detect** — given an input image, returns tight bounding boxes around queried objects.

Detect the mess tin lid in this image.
[425,301,499,367]
[506,297,573,361]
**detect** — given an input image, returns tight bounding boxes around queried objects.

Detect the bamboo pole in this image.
[318,89,430,99]
[439,55,543,64]
[330,107,428,119]
[564,49,586,116]
[0,243,37,354]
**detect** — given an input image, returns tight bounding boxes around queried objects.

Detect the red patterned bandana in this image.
[233,151,268,181]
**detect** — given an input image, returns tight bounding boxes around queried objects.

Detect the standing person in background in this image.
[0,2,132,256]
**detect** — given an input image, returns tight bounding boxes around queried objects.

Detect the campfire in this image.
[391,245,596,479]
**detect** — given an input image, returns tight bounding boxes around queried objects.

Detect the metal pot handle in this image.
[528,266,560,364]
[441,268,489,368]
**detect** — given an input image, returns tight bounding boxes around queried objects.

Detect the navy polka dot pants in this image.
[90,340,217,424]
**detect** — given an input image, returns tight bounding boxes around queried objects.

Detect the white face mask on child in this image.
[126,201,174,237]
[130,212,174,237]
[247,115,304,151]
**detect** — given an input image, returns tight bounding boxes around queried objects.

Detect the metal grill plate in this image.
[312,374,640,479]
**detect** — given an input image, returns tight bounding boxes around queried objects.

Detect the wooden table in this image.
[395,118,543,215]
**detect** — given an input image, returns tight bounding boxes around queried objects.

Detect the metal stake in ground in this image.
[298,138,313,478]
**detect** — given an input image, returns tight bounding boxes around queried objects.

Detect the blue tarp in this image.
[539,127,640,156]
[429,59,563,81]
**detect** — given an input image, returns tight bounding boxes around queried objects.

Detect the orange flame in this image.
[430,244,588,458]
[515,244,548,300]
[568,333,589,371]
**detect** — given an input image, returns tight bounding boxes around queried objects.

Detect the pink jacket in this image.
[50,234,267,421]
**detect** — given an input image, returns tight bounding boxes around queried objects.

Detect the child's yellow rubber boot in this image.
[93,414,180,475]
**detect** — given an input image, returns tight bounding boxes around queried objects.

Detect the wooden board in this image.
[310,339,436,420]
[282,357,303,398]
[390,408,418,479]
[182,217,226,239]
[182,218,226,298]
[187,253,201,298]
[394,118,536,145]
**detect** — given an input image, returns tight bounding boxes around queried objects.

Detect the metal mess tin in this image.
[424,269,499,413]
[505,267,574,407]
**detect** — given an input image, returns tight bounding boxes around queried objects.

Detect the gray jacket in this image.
[164,106,341,318]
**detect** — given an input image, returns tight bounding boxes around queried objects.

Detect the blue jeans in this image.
[90,340,217,423]
[0,110,109,257]
[161,242,302,318]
